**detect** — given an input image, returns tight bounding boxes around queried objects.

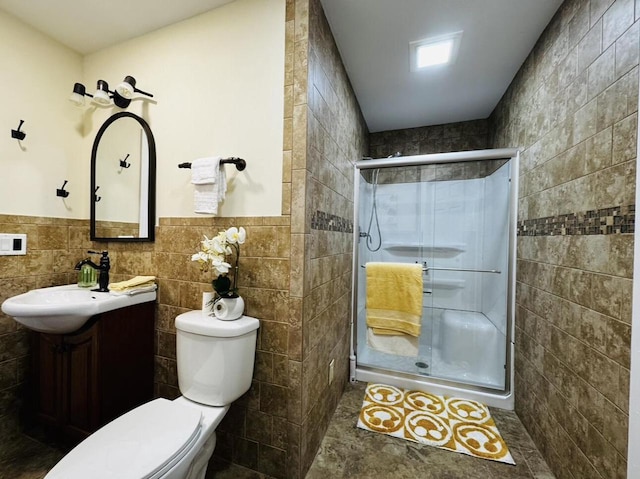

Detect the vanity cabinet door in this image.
[30,323,99,442]
[29,301,155,445]
[61,325,99,441]
[31,333,64,429]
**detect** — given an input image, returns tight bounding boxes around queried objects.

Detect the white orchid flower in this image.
[226,226,246,245]
[191,251,207,262]
[211,237,226,254]
[191,251,210,271]
[237,227,246,244]
[212,258,232,275]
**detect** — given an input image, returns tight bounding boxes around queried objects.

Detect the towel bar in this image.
[360,264,500,274]
[178,157,246,171]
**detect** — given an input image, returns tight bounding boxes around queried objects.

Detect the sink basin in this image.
[1,284,157,334]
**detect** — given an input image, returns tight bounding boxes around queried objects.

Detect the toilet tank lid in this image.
[45,398,202,479]
[175,310,260,337]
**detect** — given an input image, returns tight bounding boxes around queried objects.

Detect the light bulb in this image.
[92,90,111,105]
[69,92,85,106]
[116,76,136,99]
[116,81,134,98]
[92,80,111,106]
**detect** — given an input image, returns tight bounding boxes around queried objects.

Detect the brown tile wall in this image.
[0,214,292,475]
[490,0,637,477]
[154,216,292,478]
[0,215,81,451]
[288,0,368,476]
[369,119,490,159]
[361,159,509,185]
[0,214,157,451]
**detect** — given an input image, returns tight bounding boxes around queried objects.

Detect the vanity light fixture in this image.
[69,76,154,109]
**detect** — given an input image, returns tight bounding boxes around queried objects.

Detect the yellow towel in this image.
[109,275,156,292]
[366,262,423,337]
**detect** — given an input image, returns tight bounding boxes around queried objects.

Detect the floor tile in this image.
[306,382,555,479]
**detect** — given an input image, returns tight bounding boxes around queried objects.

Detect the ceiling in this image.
[0,0,235,54]
[0,0,563,133]
[319,0,564,132]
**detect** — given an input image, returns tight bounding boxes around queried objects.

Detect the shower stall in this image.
[350,148,518,409]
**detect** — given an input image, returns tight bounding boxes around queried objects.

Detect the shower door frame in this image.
[350,148,520,410]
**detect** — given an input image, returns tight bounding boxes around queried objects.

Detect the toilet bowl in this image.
[45,311,259,479]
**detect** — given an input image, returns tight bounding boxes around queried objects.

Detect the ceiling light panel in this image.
[410,31,463,72]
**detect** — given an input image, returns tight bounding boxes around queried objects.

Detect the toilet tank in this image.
[175,311,260,407]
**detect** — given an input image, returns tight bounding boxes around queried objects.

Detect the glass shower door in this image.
[426,160,511,390]
[356,166,433,377]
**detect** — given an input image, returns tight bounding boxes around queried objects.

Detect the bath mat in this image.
[357,383,515,465]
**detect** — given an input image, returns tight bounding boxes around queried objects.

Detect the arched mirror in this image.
[90,112,156,242]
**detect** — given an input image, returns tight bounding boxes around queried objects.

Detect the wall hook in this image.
[119,153,131,169]
[94,186,102,202]
[11,120,26,141]
[56,180,70,198]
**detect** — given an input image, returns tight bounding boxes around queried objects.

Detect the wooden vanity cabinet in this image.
[29,301,155,444]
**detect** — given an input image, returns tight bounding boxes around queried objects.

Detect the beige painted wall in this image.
[82,0,285,219]
[0,10,85,218]
[0,0,285,222]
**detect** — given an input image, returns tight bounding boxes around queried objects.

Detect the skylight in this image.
[410,31,463,71]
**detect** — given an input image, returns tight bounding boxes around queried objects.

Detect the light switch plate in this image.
[0,233,27,255]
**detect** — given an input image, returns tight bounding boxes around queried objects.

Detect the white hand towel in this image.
[191,157,220,184]
[194,161,227,214]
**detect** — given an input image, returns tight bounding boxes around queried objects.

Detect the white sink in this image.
[1,284,156,334]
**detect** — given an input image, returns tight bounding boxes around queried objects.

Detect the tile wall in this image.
[288,0,369,475]
[154,216,292,478]
[0,215,83,452]
[369,119,490,159]
[491,0,637,477]
[0,215,292,476]
[0,215,156,451]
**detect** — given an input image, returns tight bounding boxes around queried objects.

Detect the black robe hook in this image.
[56,180,70,198]
[94,186,101,202]
[119,153,131,168]
[11,120,26,140]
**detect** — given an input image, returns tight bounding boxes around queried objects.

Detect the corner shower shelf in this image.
[424,278,466,290]
[384,243,466,256]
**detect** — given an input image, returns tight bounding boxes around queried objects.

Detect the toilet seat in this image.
[45,398,203,479]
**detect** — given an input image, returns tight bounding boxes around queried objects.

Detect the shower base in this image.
[356,308,506,392]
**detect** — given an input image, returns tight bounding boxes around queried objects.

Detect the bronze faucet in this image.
[74,250,110,292]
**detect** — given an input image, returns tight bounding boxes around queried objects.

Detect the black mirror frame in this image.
[90,112,156,242]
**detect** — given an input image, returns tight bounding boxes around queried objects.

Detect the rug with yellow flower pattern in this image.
[357,383,515,465]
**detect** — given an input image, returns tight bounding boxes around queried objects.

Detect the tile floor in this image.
[0,382,554,479]
[305,382,555,478]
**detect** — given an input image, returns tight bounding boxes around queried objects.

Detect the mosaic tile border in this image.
[311,210,353,233]
[518,205,635,236]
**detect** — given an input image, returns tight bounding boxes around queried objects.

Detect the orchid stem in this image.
[232,243,240,293]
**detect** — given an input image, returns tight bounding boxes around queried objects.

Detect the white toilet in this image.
[45,310,260,479]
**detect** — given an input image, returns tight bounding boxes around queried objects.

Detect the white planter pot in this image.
[213,296,245,320]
